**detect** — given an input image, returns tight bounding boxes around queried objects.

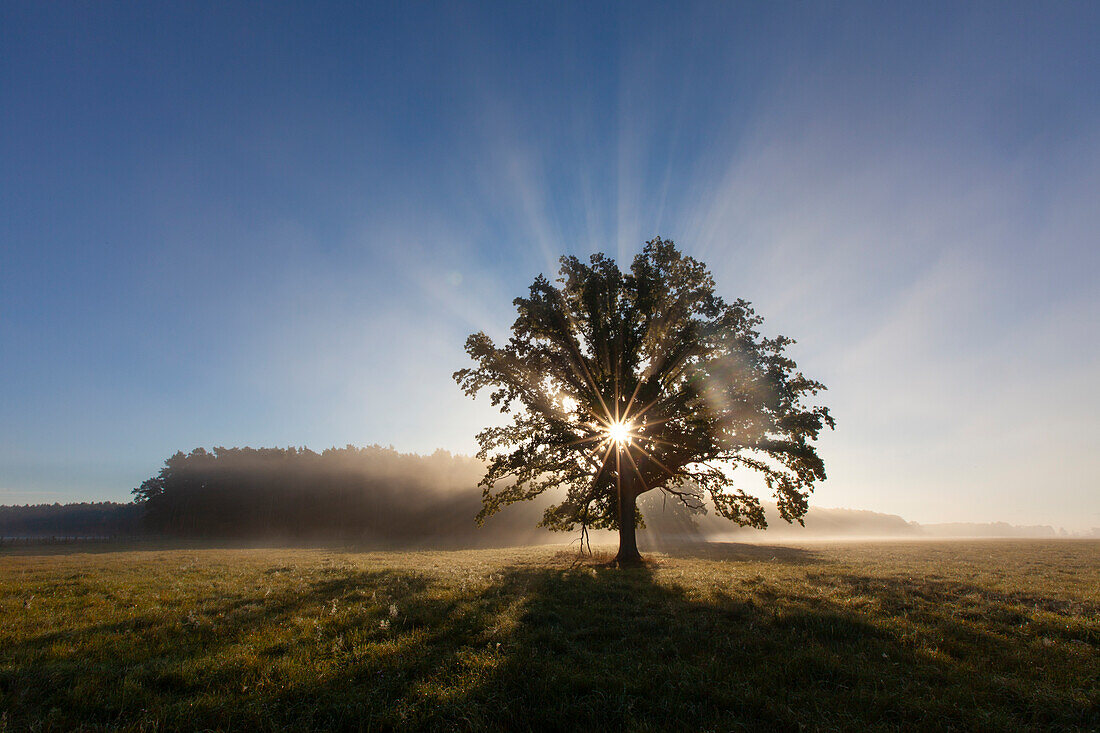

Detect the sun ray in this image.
[559,432,608,450]
[630,441,680,480]
[633,413,679,429]
[620,377,646,425]
[638,435,695,451]
[620,390,669,426]
[613,358,620,423]
[621,444,651,494]
[581,407,613,429]
[551,290,618,429]
[586,438,616,486]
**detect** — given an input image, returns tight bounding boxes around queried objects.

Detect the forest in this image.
[0,501,142,538]
[128,445,552,545]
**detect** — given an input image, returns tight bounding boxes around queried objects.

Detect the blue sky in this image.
[2,2,1098,529]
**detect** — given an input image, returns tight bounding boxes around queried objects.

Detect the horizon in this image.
[1,442,1095,536]
[2,2,1098,530]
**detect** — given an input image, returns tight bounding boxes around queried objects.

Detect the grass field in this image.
[1,539,1097,731]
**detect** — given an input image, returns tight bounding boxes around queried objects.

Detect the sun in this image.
[606,420,632,446]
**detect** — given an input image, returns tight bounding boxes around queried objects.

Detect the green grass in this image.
[1,540,1097,731]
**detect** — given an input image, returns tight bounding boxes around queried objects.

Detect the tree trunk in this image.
[615,483,643,566]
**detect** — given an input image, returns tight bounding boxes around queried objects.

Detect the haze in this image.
[1,2,1097,531]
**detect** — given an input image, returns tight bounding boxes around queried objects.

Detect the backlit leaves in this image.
[455,238,833,535]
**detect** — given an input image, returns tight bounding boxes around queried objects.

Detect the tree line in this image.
[0,501,143,538]
[130,444,552,545]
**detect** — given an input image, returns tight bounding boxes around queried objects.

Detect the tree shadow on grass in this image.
[2,559,1096,731]
[0,568,439,727]
[263,563,1096,731]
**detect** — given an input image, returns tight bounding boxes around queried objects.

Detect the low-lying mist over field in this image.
[2,446,1093,545]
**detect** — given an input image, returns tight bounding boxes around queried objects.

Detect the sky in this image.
[2,2,1098,530]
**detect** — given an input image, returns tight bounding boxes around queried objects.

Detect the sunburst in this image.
[605,419,633,446]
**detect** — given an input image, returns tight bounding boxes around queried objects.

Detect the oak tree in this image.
[455,239,833,564]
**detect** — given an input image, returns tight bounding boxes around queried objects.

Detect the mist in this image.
[5,446,1093,546]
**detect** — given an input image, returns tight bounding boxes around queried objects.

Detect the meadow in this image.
[1,540,1097,731]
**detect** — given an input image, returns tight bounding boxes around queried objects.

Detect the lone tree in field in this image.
[455,239,833,564]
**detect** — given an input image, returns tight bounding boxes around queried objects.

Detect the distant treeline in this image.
[131,445,552,545]
[4,447,1091,543]
[0,501,143,538]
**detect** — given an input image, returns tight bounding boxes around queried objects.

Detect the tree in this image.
[455,238,834,565]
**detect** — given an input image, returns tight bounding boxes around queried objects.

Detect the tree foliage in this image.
[455,239,834,556]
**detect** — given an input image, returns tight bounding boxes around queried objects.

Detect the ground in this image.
[1,539,1097,731]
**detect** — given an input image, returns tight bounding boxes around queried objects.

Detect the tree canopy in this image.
[455,238,834,563]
